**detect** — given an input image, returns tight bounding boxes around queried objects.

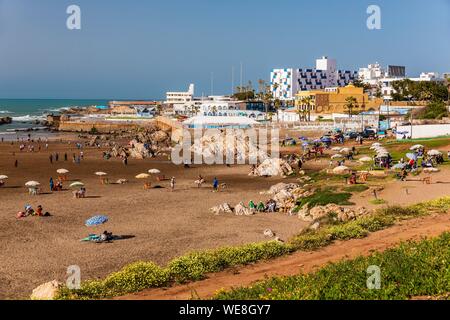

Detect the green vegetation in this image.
[391,79,448,102]
[370,199,387,205]
[296,188,354,210]
[215,232,450,300]
[412,101,448,120]
[344,185,369,193]
[56,197,450,300]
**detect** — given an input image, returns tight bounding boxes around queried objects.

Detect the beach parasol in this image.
[321,137,332,143]
[427,150,442,156]
[406,153,417,160]
[136,173,150,179]
[331,147,341,152]
[70,182,85,188]
[372,142,382,147]
[25,181,40,187]
[148,169,161,174]
[410,144,424,150]
[340,148,351,154]
[359,156,373,163]
[57,169,69,174]
[423,167,440,173]
[95,172,107,176]
[393,163,406,170]
[0,175,9,180]
[331,154,344,160]
[85,215,109,227]
[333,166,350,174]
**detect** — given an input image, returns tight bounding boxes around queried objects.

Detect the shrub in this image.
[168,241,291,283]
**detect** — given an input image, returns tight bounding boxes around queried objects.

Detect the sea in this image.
[0,99,108,138]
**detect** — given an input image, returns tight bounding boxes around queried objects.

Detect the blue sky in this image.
[0,0,449,99]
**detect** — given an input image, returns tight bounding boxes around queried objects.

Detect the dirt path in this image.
[117,212,450,300]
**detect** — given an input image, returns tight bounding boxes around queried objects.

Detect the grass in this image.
[295,187,354,210]
[55,197,450,300]
[343,185,370,193]
[370,199,387,205]
[215,232,450,300]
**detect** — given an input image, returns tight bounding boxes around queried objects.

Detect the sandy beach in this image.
[0,137,307,299]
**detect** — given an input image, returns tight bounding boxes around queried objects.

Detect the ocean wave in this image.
[11,115,46,122]
[0,110,12,114]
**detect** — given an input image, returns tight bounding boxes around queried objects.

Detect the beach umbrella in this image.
[85,215,109,227]
[299,136,309,141]
[57,169,69,174]
[372,143,382,147]
[410,144,424,150]
[427,150,442,156]
[340,148,350,154]
[135,173,150,179]
[321,137,332,143]
[95,172,107,176]
[302,142,310,147]
[331,147,341,152]
[359,156,373,163]
[25,181,40,187]
[148,169,161,174]
[70,182,85,188]
[0,175,9,180]
[423,167,440,173]
[331,154,344,160]
[406,153,417,160]
[393,163,406,170]
[333,166,350,174]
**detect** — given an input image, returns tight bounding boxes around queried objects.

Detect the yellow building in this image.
[295,84,382,115]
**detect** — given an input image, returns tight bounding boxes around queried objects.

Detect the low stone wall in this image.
[58,121,145,133]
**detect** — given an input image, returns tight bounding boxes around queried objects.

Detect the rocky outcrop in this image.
[298,204,372,223]
[30,280,62,300]
[0,117,12,125]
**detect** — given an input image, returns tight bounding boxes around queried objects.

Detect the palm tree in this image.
[345,96,358,118]
[299,96,313,122]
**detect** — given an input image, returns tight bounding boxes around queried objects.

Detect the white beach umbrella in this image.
[410,144,424,150]
[427,150,442,156]
[25,181,40,187]
[0,175,9,180]
[331,147,342,152]
[57,169,69,174]
[359,156,373,163]
[423,167,440,173]
[333,166,350,174]
[340,148,351,154]
[135,173,150,179]
[372,142,382,147]
[70,182,85,188]
[95,172,107,176]
[331,154,344,160]
[148,169,161,174]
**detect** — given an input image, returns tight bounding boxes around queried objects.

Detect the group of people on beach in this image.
[16,205,51,219]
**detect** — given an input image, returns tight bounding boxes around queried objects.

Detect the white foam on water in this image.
[0,110,12,114]
[11,115,46,122]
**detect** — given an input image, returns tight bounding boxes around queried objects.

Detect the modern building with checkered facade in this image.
[270,57,357,100]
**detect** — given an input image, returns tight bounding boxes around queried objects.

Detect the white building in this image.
[270,57,357,101]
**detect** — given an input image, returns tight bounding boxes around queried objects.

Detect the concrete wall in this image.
[58,121,145,133]
[396,124,450,139]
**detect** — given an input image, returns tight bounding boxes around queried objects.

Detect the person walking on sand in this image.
[49,154,53,164]
[64,153,68,161]
[14,159,18,168]
[170,177,175,191]
[55,153,59,162]
[213,177,219,192]
[49,177,54,192]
